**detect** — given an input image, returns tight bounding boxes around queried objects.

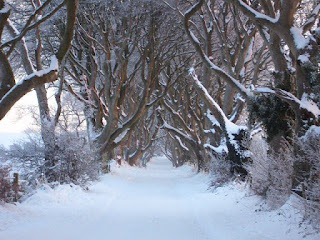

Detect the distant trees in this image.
[65,1,184,167]
[157,0,320,174]
[161,0,259,173]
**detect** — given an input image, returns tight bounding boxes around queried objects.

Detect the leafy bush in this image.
[248,96,294,143]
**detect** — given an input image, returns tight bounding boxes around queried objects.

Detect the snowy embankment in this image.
[0,156,318,240]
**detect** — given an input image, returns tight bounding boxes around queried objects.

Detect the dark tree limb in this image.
[56,0,79,62]
[0,69,58,120]
[0,0,78,121]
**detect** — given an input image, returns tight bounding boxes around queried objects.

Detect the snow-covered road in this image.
[0,156,317,240]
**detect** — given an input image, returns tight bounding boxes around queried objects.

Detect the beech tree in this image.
[0,0,78,181]
[64,1,183,168]
[0,0,78,119]
[228,0,320,147]
[158,0,319,175]
[160,0,260,174]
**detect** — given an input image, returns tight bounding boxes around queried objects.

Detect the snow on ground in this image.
[0,156,318,240]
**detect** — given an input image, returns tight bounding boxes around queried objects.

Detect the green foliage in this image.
[249,96,294,143]
[308,51,320,108]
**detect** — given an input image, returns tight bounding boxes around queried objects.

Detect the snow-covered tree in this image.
[65,0,183,168]
[0,0,79,182]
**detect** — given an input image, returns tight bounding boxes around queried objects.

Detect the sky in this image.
[0,90,37,147]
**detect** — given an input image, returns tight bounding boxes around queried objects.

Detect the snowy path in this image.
[0,156,317,240]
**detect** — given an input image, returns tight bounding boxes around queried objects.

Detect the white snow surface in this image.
[238,0,279,23]
[255,87,275,94]
[175,136,189,151]
[204,143,228,154]
[0,3,10,14]
[24,55,59,81]
[300,94,320,119]
[0,156,318,240]
[301,125,320,141]
[290,26,310,50]
[113,128,129,144]
[298,53,310,63]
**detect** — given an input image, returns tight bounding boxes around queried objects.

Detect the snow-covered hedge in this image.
[1,132,99,192]
[246,128,320,228]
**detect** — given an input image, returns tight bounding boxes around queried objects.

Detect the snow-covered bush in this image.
[3,133,45,188]
[247,129,320,226]
[296,127,320,229]
[52,132,100,185]
[209,153,232,188]
[245,137,270,196]
[247,137,294,209]
[2,132,99,188]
